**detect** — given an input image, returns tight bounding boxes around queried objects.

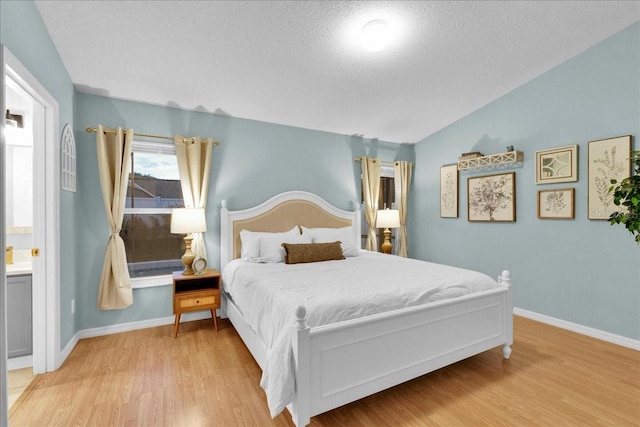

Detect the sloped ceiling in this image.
[35,1,639,143]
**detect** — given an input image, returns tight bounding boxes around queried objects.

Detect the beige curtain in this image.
[96,125,133,310]
[361,156,381,251]
[394,161,413,257]
[174,135,214,260]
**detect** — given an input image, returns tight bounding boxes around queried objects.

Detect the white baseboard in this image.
[59,311,214,367]
[7,355,32,371]
[514,307,640,351]
[60,332,79,365]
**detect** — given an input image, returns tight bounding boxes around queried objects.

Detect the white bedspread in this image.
[222,251,499,417]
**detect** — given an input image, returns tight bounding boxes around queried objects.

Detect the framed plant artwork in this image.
[537,188,575,219]
[588,135,631,220]
[440,164,458,218]
[535,144,578,184]
[467,172,516,222]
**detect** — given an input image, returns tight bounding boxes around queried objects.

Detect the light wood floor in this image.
[7,367,35,410]
[9,316,640,426]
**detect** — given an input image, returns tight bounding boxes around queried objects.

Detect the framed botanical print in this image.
[440,164,458,218]
[588,135,631,220]
[535,144,578,184]
[537,188,575,219]
[467,172,516,222]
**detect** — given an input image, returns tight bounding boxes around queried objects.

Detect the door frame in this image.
[2,45,61,375]
[1,44,7,427]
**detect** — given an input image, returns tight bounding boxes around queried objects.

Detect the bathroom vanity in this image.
[6,271,32,359]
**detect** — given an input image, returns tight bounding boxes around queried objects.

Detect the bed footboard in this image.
[290,271,514,427]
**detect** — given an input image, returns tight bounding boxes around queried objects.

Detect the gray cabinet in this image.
[7,274,32,358]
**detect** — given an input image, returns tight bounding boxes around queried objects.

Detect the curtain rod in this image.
[86,126,220,146]
[354,157,414,167]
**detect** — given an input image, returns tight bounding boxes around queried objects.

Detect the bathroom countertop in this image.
[7,262,32,276]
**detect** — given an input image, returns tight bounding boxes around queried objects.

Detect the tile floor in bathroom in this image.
[8,367,35,409]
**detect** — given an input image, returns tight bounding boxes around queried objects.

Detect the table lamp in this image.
[171,208,207,275]
[376,208,400,254]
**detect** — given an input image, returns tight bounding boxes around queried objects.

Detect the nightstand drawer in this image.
[177,293,217,309]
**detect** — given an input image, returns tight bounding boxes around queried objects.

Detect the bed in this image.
[219,190,513,426]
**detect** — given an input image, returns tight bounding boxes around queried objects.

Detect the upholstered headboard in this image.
[220,191,360,269]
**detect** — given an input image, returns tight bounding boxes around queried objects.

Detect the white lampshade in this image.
[376,209,400,229]
[170,208,207,234]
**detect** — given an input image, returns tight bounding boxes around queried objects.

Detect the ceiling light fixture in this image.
[361,19,390,52]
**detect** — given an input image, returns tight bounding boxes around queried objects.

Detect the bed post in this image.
[499,270,513,359]
[352,201,361,248]
[220,200,230,269]
[291,305,311,427]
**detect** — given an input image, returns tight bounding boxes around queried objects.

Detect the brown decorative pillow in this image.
[282,241,346,264]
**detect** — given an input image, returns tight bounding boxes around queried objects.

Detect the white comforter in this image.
[222,251,499,417]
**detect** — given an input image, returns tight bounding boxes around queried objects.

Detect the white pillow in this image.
[240,226,300,260]
[258,233,312,263]
[300,226,360,257]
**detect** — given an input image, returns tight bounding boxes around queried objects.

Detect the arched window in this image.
[61,124,76,192]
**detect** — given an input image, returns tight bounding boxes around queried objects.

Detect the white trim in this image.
[131,274,172,289]
[0,45,6,424]
[125,208,173,215]
[514,307,640,351]
[7,355,32,371]
[380,164,394,178]
[4,46,60,374]
[59,332,79,365]
[132,138,176,155]
[358,164,395,179]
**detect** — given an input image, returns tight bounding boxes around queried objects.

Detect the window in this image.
[360,165,395,249]
[121,140,185,280]
[61,123,76,192]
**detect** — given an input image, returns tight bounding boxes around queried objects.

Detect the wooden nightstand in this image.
[172,269,220,337]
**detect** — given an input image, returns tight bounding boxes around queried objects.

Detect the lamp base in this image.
[381,228,393,254]
[181,235,196,275]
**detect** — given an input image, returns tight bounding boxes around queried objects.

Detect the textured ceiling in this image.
[35,1,639,143]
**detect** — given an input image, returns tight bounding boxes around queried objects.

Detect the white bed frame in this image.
[220,191,513,426]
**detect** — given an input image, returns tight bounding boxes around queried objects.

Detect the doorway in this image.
[2,46,60,384]
[5,73,37,374]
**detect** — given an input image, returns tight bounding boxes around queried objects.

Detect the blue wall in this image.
[1,1,78,346]
[74,94,412,330]
[412,23,640,340]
